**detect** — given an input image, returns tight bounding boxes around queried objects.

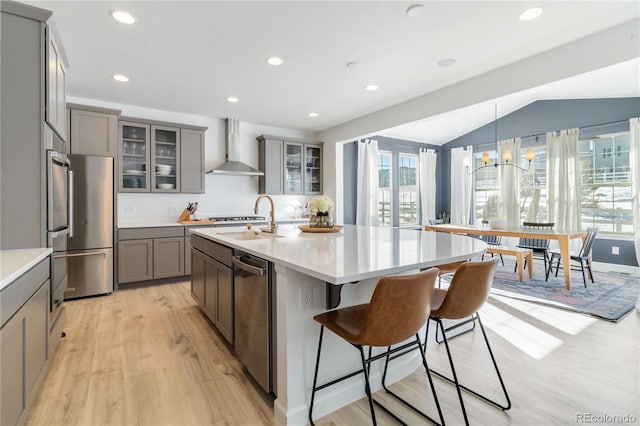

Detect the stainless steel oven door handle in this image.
[232,256,265,275]
[68,169,74,238]
[53,251,106,259]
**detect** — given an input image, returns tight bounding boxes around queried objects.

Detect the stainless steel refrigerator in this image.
[64,155,114,299]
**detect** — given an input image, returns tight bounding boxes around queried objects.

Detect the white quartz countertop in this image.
[191,225,487,284]
[0,248,52,291]
[118,217,308,229]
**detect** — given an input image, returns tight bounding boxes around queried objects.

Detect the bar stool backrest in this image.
[431,258,498,320]
[356,268,439,347]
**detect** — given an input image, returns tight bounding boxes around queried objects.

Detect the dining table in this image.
[425,223,588,290]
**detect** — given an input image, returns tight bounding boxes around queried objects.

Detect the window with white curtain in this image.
[378,151,392,226]
[376,150,420,227]
[472,130,633,236]
[398,153,419,226]
[579,131,632,235]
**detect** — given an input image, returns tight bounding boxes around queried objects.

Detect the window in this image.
[377,150,420,227]
[472,130,633,237]
[398,154,419,225]
[579,132,632,235]
[378,151,392,226]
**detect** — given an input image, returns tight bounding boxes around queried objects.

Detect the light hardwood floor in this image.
[26,280,639,425]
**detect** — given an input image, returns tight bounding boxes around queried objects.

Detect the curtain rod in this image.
[442,119,630,152]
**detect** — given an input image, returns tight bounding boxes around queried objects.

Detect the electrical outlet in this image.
[300,287,313,308]
[123,205,135,213]
[168,206,178,214]
[612,246,620,255]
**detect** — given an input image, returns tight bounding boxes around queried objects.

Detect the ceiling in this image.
[27,1,640,144]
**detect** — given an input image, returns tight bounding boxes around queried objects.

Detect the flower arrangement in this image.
[308,195,334,216]
[308,195,334,228]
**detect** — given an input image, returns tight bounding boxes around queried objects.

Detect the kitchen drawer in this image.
[1,258,49,328]
[118,227,184,240]
[191,235,233,268]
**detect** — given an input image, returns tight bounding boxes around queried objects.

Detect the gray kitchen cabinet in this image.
[117,227,186,284]
[257,136,284,194]
[118,239,154,283]
[118,117,206,194]
[190,249,205,305]
[257,135,323,195]
[45,20,67,141]
[153,237,185,278]
[1,256,50,426]
[151,125,180,193]
[185,236,192,276]
[190,235,234,344]
[68,105,119,156]
[180,128,205,194]
[119,121,151,192]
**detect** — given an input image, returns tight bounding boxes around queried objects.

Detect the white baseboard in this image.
[591,261,640,275]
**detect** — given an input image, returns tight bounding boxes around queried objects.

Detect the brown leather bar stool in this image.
[434,260,466,288]
[426,258,511,426]
[308,268,445,426]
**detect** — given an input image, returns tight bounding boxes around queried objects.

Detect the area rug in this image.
[484,258,640,322]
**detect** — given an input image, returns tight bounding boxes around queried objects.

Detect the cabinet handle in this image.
[232,256,265,275]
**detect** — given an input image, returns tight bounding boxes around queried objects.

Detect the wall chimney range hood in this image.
[206,118,264,176]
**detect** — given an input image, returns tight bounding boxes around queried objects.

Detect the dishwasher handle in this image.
[232,256,265,276]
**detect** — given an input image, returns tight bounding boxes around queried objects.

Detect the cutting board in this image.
[178,219,214,225]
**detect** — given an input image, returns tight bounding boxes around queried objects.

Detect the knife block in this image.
[178,208,192,221]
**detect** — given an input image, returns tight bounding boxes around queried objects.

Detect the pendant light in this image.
[467,104,535,174]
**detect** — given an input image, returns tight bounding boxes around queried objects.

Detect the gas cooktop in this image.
[208,215,266,222]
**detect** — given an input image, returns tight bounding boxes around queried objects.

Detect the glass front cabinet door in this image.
[119,122,150,192]
[151,125,180,192]
[284,142,303,194]
[304,143,322,194]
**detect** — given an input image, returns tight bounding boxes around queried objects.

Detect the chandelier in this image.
[467,104,535,174]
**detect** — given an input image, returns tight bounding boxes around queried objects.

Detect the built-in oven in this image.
[46,147,72,328]
[233,251,274,394]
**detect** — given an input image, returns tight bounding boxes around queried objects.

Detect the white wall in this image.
[68,96,316,222]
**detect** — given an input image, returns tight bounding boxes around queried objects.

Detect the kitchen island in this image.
[190,224,487,426]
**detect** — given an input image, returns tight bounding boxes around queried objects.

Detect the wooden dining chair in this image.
[546,227,598,287]
[514,222,554,273]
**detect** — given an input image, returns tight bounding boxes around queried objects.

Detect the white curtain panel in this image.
[419,149,437,226]
[497,138,521,227]
[547,129,581,234]
[356,139,380,226]
[629,118,640,311]
[450,146,473,225]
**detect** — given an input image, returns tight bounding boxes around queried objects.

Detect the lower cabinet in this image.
[1,263,49,426]
[190,235,234,344]
[117,227,186,284]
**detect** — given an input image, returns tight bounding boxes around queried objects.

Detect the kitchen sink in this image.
[218,231,284,241]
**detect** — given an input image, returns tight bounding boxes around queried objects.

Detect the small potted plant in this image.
[308,195,335,228]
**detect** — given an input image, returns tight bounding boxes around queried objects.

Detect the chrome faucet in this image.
[254,194,278,233]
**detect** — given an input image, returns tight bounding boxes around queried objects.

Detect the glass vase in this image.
[309,213,334,228]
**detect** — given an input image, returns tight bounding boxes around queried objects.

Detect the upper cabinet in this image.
[45,21,67,141]
[68,104,120,156]
[257,135,323,195]
[118,118,206,193]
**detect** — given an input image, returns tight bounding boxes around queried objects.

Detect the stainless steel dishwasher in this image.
[233,251,273,393]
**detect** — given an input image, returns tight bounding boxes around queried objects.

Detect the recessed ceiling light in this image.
[365,85,379,92]
[346,61,360,69]
[226,96,239,103]
[436,58,456,68]
[406,4,424,17]
[308,112,318,117]
[266,57,284,66]
[519,7,543,21]
[110,10,136,25]
[112,74,129,82]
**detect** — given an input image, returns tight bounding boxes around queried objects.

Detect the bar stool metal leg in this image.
[358,346,377,425]
[308,325,325,426]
